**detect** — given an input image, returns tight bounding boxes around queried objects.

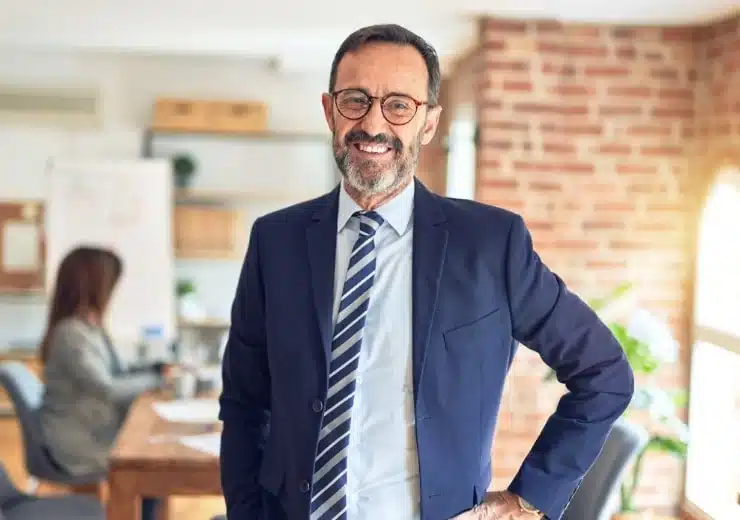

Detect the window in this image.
[685,169,740,520]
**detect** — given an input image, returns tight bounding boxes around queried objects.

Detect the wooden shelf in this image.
[174,188,318,206]
[179,318,230,330]
[146,127,329,143]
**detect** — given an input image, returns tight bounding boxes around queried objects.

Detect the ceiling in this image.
[0,0,737,72]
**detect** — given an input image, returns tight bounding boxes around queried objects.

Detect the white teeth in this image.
[357,143,390,154]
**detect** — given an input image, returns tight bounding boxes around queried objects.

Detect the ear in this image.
[419,105,442,146]
[321,93,335,132]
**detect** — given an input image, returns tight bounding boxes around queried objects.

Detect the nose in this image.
[357,99,388,137]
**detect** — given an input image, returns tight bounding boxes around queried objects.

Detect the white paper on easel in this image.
[2,221,39,272]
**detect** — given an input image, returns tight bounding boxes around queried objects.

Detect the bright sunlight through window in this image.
[686,170,740,520]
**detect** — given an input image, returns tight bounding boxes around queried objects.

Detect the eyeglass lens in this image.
[335,90,417,124]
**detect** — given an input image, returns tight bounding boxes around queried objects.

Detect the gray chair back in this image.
[0,362,47,474]
[0,361,103,485]
[562,419,650,520]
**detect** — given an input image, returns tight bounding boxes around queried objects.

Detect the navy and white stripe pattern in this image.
[310,210,384,520]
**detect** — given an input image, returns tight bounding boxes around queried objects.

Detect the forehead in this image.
[334,42,429,99]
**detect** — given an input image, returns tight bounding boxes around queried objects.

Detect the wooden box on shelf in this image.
[173,206,243,259]
[208,100,268,134]
[152,98,209,132]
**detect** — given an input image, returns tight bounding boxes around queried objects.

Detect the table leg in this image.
[107,471,140,520]
[157,496,171,520]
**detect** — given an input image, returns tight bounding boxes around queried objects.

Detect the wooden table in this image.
[107,394,222,520]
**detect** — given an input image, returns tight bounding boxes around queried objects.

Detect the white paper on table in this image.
[151,399,220,424]
[178,432,221,456]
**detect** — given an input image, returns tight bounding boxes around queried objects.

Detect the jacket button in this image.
[312,399,324,412]
[300,480,311,493]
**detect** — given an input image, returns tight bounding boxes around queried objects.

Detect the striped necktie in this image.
[309,210,384,520]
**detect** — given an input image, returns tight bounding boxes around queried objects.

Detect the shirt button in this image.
[300,480,311,493]
[312,399,324,412]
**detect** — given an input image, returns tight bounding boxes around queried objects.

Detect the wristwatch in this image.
[517,496,544,517]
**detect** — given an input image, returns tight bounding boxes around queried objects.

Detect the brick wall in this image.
[456,13,740,514]
[695,16,740,180]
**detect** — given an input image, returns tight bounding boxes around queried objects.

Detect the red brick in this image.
[615,163,658,175]
[662,27,698,41]
[513,102,588,116]
[651,67,680,80]
[481,178,518,190]
[483,40,506,51]
[658,88,694,100]
[529,181,561,191]
[582,220,625,230]
[482,121,530,131]
[543,63,577,76]
[598,144,632,155]
[641,146,683,156]
[541,123,603,136]
[538,42,609,57]
[616,46,637,59]
[608,86,652,97]
[543,142,577,154]
[485,59,529,71]
[536,21,563,33]
[627,125,672,137]
[612,28,636,39]
[503,81,533,92]
[551,85,596,96]
[600,105,643,116]
[652,108,695,119]
[585,65,629,77]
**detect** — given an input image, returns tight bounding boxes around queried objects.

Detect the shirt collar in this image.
[337,179,415,236]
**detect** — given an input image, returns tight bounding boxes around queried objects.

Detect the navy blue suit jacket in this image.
[218,180,634,520]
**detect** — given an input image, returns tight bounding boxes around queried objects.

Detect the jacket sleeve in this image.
[52,323,162,403]
[504,215,635,520]
[219,218,270,519]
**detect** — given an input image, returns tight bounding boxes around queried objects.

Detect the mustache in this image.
[344,130,403,152]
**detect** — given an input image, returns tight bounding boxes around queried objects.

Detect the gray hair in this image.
[329,24,441,106]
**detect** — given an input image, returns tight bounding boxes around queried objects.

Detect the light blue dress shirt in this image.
[332,179,420,520]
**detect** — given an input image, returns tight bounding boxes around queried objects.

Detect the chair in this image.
[562,419,650,520]
[0,461,104,520]
[0,362,107,492]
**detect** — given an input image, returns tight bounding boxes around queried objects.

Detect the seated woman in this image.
[38,246,166,520]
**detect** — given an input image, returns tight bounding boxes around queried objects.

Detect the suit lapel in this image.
[412,180,448,402]
[306,187,340,365]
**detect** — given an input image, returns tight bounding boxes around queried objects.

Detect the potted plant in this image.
[175,278,205,321]
[172,153,197,188]
[545,283,689,519]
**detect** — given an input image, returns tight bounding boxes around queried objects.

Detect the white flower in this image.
[627,309,679,363]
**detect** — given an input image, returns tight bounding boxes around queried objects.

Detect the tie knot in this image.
[354,211,384,237]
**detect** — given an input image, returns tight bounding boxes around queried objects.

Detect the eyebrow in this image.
[338,87,417,99]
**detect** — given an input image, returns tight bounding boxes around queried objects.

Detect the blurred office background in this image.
[0,1,738,520]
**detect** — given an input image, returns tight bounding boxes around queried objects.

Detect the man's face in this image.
[322,42,442,197]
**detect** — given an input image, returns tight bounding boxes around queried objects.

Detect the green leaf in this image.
[645,435,688,458]
[587,282,633,311]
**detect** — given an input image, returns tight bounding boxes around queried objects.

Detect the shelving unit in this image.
[142,127,329,158]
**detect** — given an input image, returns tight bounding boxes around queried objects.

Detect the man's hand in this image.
[450,490,542,519]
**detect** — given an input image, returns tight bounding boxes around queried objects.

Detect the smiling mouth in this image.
[353,142,393,155]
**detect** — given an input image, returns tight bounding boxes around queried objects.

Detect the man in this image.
[219,24,634,520]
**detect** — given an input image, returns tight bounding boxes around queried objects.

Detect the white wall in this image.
[0,49,337,347]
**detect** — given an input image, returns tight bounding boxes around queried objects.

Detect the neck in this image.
[344,177,412,211]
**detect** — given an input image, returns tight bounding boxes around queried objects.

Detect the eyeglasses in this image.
[332,88,430,126]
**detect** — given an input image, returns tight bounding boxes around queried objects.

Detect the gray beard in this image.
[334,133,422,197]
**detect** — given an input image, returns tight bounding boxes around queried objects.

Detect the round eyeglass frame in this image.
[331,88,430,126]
